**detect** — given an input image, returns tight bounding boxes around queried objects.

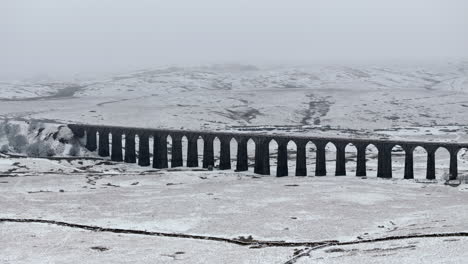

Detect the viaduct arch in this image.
[70,124,465,180]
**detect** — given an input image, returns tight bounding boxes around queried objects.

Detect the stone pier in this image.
[69,124,467,180]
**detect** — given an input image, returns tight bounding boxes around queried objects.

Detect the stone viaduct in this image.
[68,124,468,180]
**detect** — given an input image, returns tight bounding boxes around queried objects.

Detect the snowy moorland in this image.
[1,61,468,139]
[1,61,468,263]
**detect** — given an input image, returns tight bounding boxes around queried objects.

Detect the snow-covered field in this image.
[2,158,468,263]
[1,61,468,263]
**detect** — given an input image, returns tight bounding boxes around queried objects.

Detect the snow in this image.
[297,237,468,264]
[1,222,294,264]
[2,61,468,263]
[1,62,468,140]
[0,120,89,158]
[2,158,468,263]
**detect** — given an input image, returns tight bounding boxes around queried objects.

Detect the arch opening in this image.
[181,135,188,166]
[457,148,468,182]
[344,143,357,176]
[285,140,296,176]
[412,146,428,179]
[304,141,315,176]
[213,137,221,168]
[246,138,255,171]
[322,142,335,176]
[365,144,378,177]
[229,137,238,170]
[435,147,451,180]
[167,135,173,167]
[390,145,405,178]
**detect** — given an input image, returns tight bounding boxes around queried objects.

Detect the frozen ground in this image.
[2,158,468,263]
[2,62,468,263]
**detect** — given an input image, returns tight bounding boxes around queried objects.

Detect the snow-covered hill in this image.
[1,61,468,141]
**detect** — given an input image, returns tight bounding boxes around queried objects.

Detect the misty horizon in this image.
[2,0,468,80]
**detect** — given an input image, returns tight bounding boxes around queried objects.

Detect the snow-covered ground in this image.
[1,61,468,140]
[1,61,468,263]
[2,158,468,263]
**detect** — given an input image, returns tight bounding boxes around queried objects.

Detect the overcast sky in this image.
[1,0,468,79]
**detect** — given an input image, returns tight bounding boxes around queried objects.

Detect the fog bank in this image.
[1,0,468,79]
